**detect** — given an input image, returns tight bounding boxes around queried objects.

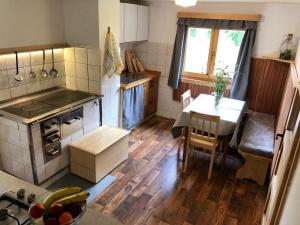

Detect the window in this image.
[183,27,245,80]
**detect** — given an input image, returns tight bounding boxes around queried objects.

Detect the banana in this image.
[52,191,90,206]
[43,187,82,210]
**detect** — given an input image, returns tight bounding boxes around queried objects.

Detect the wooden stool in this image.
[69,125,130,183]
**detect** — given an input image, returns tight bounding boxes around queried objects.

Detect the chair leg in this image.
[178,135,183,153]
[208,149,216,179]
[183,145,190,172]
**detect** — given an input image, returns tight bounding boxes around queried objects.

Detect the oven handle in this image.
[47,148,60,156]
[64,116,81,125]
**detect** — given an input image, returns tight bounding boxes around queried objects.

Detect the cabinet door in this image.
[120,3,125,43]
[137,5,149,41]
[144,79,159,118]
[124,3,137,43]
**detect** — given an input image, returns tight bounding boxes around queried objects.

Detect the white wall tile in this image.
[0,56,7,71]
[76,78,88,92]
[65,62,76,77]
[66,76,77,89]
[27,82,42,94]
[64,48,75,62]
[87,49,100,66]
[76,63,88,79]
[88,65,101,81]
[75,48,87,64]
[10,85,27,98]
[89,81,101,95]
[0,70,9,90]
[7,68,26,87]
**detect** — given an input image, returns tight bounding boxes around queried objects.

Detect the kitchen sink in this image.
[121,73,145,84]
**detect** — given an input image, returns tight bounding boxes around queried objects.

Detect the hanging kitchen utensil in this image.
[29,52,36,78]
[49,49,58,78]
[14,52,24,82]
[40,49,48,78]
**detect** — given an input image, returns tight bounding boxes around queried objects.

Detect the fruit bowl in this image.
[29,187,89,225]
[30,203,86,225]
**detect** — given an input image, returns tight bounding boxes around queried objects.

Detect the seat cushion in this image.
[239,112,275,159]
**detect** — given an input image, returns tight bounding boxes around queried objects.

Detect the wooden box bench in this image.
[69,125,130,183]
[236,112,275,185]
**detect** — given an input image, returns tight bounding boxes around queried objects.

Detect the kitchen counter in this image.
[0,171,121,225]
[120,70,161,90]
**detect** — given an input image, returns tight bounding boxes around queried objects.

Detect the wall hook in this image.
[107,27,111,33]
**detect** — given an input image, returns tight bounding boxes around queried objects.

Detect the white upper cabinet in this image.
[120,3,149,43]
[123,3,138,43]
[137,5,149,41]
[120,3,125,43]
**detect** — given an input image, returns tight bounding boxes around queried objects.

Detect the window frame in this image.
[182,27,244,82]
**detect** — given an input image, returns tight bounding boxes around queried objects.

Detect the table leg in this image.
[222,135,230,165]
[183,127,189,171]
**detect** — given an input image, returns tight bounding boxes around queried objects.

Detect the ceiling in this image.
[146,0,300,3]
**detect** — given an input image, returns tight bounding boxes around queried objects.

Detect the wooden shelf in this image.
[0,43,69,55]
[259,56,295,64]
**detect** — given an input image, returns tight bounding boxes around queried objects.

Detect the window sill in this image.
[181,75,232,89]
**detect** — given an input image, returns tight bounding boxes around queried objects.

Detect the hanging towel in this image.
[103,31,124,78]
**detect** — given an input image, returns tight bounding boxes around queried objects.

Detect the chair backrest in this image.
[181,90,192,109]
[188,111,220,144]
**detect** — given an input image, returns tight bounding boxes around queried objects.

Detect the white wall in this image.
[0,0,65,49]
[144,1,300,119]
[148,2,300,58]
[62,0,99,48]
[99,0,121,127]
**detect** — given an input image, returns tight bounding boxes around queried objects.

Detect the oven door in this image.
[60,108,83,139]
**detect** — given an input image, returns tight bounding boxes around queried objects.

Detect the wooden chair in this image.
[178,90,192,154]
[184,111,221,179]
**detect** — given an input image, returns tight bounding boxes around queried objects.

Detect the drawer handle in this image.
[47,149,60,156]
[65,116,81,125]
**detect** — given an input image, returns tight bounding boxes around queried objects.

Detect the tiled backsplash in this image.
[64,47,101,95]
[0,49,66,101]
[133,41,182,119]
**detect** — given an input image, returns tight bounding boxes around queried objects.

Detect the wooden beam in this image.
[0,43,69,55]
[177,12,261,22]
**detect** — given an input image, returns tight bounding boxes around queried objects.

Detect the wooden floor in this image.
[90,116,267,225]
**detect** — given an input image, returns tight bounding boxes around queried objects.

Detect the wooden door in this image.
[272,69,296,174]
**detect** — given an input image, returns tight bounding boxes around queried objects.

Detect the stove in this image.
[0,89,97,124]
[2,101,58,119]
[0,189,36,225]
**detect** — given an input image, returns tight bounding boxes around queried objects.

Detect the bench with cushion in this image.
[236,112,275,185]
[69,125,130,183]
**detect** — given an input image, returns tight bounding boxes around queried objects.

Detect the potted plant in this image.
[213,67,230,107]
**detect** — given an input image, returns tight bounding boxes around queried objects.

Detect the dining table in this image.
[172,94,246,161]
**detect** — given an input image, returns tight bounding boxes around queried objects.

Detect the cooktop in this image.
[0,90,97,124]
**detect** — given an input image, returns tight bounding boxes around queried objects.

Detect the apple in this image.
[48,204,64,217]
[29,203,45,219]
[44,218,59,225]
[67,204,82,218]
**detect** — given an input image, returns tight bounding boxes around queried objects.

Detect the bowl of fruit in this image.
[29,187,89,225]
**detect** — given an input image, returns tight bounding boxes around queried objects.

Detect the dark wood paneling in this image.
[173,82,229,101]
[246,58,290,115]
